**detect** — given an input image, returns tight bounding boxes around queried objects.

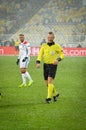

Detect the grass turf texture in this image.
[0,56,86,130]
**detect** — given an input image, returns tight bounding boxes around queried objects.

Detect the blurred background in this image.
[0,0,86,47]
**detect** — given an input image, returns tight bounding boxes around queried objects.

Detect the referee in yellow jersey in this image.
[36,32,64,103]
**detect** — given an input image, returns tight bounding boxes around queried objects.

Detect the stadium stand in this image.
[0,0,86,47]
[0,0,48,34]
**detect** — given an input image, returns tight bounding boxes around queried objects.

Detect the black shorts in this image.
[43,63,57,80]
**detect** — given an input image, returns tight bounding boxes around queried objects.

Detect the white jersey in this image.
[18,41,30,60]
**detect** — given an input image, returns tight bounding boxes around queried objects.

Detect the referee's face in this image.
[19,36,25,42]
[47,34,55,43]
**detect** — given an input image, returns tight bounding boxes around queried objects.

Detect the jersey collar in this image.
[20,41,28,44]
[47,42,55,46]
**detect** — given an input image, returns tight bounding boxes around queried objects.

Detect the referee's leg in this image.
[45,65,59,103]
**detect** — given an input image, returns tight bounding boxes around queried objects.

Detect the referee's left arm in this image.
[56,44,64,63]
[58,49,64,61]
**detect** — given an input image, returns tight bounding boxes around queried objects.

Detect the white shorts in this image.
[20,58,30,68]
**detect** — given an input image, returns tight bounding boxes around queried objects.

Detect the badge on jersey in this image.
[51,51,55,56]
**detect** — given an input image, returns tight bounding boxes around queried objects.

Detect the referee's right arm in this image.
[36,45,44,68]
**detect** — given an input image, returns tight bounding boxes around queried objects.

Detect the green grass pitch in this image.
[0,56,86,130]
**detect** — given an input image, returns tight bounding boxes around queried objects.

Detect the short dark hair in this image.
[48,32,54,35]
[19,34,24,36]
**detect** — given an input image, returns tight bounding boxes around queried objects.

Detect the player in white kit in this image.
[16,34,33,87]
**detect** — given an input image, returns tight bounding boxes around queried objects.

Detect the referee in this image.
[36,32,64,103]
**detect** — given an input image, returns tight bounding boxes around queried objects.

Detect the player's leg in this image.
[19,68,27,87]
[45,76,56,94]
[44,63,48,86]
[47,77,57,97]
[26,71,33,86]
[46,65,59,103]
[45,78,56,94]
[24,59,33,86]
[51,65,59,102]
[44,64,53,103]
[46,76,54,103]
[44,63,49,87]
[19,59,27,87]
[46,76,59,103]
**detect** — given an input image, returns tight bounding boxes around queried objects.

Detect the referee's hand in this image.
[53,60,58,65]
[36,63,40,68]
[16,59,20,65]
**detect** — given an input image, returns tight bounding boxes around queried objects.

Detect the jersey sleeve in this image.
[26,43,30,57]
[37,45,44,62]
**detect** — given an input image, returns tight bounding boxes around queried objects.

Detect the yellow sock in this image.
[53,85,57,96]
[47,84,54,99]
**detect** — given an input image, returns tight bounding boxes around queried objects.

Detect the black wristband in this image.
[57,58,62,62]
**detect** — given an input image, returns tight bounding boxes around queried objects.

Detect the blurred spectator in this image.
[0,40,3,46]
[40,39,46,45]
[4,40,11,46]
[77,44,82,48]
[14,39,19,55]
[11,39,15,46]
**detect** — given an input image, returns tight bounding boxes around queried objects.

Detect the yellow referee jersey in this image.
[37,43,64,64]
[15,41,19,46]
